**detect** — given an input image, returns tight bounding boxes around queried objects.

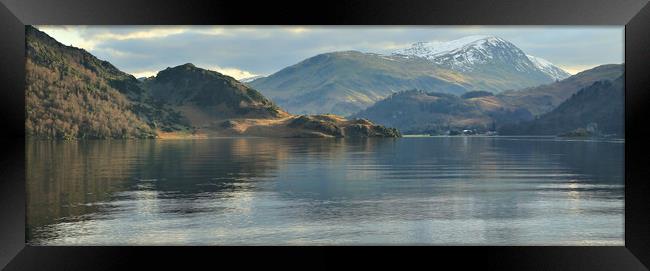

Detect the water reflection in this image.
[27,137,623,245]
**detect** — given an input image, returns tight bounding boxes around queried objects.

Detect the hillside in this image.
[251,36,570,116]
[499,77,624,137]
[498,64,623,115]
[143,63,288,120]
[352,64,623,134]
[26,26,400,139]
[393,35,570,84]
[25,26,190,139]
[142,63,399,138]
[352,90,532,134]
[249,51,469,116]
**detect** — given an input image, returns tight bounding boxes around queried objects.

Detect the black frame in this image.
[1,0,649,270]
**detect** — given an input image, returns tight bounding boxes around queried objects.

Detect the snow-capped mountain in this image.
[393,35,570,81]
[393,35,498,63]
[251,35,574,116]
[526,55,571,81]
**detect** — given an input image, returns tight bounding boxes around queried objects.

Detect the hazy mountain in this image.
[498,64,623,115]
[26,26,399,139]
[251,36,570,116]
[499,77,624,137]
[352,64,623,134]
[25,26,190,139]
[249,51,468,116]
[351,90,532,134]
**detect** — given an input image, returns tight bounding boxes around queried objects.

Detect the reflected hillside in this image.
[26,138,396,241]
[269,137,623,227]
[26,139,282,240]
[27,137,622,245]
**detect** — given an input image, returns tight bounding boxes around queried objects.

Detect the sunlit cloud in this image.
[35,25,624,79]
[204,65,258,80]
[129,70,159,79]
[286,27,310,34]
[560,65,605,75]
[128,64,258,80]
[192,27,227,36]
[93,47,145,58]
[128,65,258,80]
[91,27,188,41]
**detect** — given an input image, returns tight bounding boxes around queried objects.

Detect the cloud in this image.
[36,26,623,78]
[558,64,606,75]
[129,65,257,80]
[129,70,159,78]
[203,65,258,80]
[37,25,96,49]
[193,27,227,36]
[286,27,310,34]
[92,27,188,41]
[93,47,145,58]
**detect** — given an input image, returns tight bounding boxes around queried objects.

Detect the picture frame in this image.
[1,0,649,269]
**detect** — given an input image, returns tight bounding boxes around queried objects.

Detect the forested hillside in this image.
[499,77,624,137]
[25,26,191,139]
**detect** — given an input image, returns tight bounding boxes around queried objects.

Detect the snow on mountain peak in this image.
[392,35,570,80]
[526,55,571,80]
[392,35,523,72]
[393,35,506,59]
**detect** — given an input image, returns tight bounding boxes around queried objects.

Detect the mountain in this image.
[499,77,624,137]
[393,35,571,81]
[351,90,532,134]
[25,26,190,139]
[249,51,468,116]
[141,63,400,138]
[352,64,623,134]
[250,36,570,116]
[498,64,623,115]
[526,55,571,81]
[26,26,399,139]
[143,63,287,120]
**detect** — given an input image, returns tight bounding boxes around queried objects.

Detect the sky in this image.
[36,26,624,79]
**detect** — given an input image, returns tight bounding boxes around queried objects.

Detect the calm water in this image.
[26,137,624,245]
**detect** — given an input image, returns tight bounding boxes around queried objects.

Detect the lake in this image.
[26,137,624,245]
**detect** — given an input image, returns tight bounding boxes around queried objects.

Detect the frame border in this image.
[1,0,649,270]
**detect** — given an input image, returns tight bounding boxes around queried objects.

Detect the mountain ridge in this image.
[352,64,623,134]
[251,36,571,116]
[26,26,400,139]
[499,76,624,137]
[392,35,570,81]
[26,25,191,139]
